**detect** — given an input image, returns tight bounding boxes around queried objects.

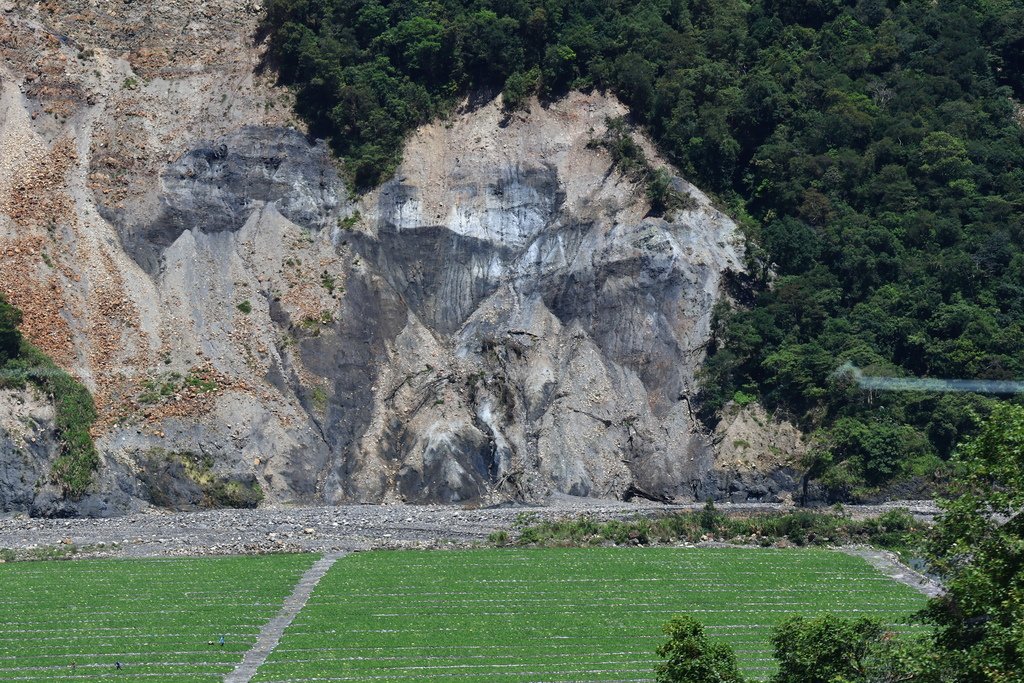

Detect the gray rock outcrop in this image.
[0,388,135,516]
[95,95,743,506]
[0,0,778,516]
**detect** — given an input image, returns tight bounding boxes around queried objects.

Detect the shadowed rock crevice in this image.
[296,272,408,499]
[351,224,513,336]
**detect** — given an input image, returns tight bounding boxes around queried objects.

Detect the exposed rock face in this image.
[117,128,344,274]
[0,389,132,516]
[0,0,765,516]
[296,96,742,506]
[708,402,807,504]
[0,389,58,513]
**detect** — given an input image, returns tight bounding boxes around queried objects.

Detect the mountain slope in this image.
[0,0,795,515]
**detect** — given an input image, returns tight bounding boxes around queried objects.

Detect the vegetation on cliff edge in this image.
[0,295,99,498]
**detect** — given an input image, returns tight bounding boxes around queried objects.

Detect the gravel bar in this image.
[0,500,939,559]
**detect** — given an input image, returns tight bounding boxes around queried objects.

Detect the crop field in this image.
[252,547,928,682]
[0,554,316,681]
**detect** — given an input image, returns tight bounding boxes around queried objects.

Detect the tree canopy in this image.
[654,615,745,683]
[922,403,1024,682]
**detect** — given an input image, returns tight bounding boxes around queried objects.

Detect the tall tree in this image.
[923,403,1024,683]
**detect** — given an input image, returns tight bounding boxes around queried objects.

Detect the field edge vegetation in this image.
[491,505,926,558]
[657,404,1024,683]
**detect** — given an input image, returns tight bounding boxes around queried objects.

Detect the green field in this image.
[0,554,316,681]
[253,547,927,682]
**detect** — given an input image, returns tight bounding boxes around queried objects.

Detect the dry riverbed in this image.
[0,499,939,560]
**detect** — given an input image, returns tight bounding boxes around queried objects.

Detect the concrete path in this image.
[224,551,347,683]
[844,546,943,598]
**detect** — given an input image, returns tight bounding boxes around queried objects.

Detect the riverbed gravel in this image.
[0,499,939,559]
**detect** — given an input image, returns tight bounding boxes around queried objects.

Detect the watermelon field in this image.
[0,547,928,682]
[253,547,927,682]
[0,554,316,681]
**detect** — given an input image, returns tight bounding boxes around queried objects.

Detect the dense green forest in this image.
[0,296,98,498]
[261,0,1024,497]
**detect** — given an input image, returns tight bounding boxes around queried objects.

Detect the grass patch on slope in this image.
[0,295,98,499]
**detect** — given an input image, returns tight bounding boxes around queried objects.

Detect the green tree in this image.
[915,131,972,184]
[611,51,657,111]
[772,614,882,683]
[655,615,745,683]
[923,403,1024,683]
[771,614,936,683]
[460,10,523,84]
[824,417,933,490]
[502,68,539,112]
[763,217,820,274]
[377,16,449,83]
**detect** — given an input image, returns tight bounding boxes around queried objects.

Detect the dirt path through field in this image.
[224,551,347,683]
[843,547,943,598]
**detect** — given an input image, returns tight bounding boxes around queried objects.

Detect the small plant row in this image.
[490,505,923,555]
[253,547,924,682]
[0,555,315,680]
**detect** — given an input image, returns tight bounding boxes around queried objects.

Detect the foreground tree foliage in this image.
[771,615,936,683]
[657,613,936,683]
[659,407,1024,682]
[263,0,1024,496]
[655,615,745,683]
[923,403,1024,683]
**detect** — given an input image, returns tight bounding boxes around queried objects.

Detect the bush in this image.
[502,68,539,112]
[770,614,937,683]
[0,296,22,366]
[207,479,264,508]
[487,530,509,546]
[655,615,745,683]
[18,343,98,498]
[499,507,924,554]
[698,500,724,533]
[662,613,938,683]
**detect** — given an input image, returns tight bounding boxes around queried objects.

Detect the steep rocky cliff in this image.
[0,0,796,515]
